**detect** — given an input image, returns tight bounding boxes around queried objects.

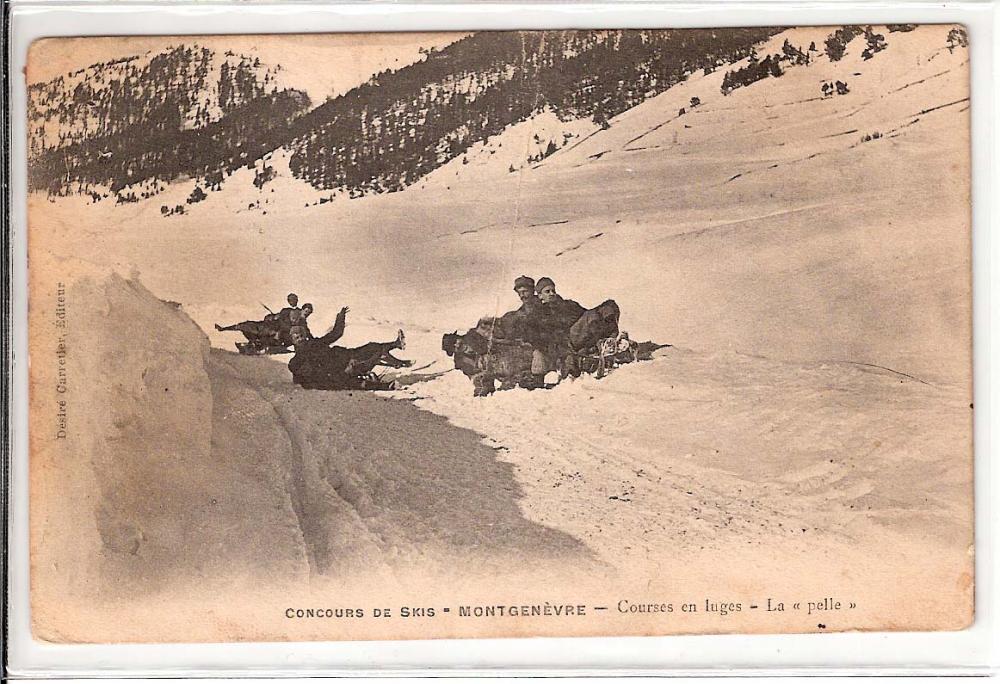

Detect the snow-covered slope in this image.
[38,24,966,379]
[419,108,598,189]
[29,257,595,641]
[29,25,973,639]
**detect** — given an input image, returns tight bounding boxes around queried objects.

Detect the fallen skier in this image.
[287,307,411,391]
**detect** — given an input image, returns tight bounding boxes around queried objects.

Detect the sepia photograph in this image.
[25,25,973,643]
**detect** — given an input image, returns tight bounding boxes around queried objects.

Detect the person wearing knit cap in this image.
[500,275,541,330]
[503,275,543,327]
[513,275,536,302]
[534,276,554,293]
[496,275,550,387]
[536,277,586,324]
[535,277,587,378]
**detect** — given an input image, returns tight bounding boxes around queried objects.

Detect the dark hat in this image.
[513,275,535,291]
[535,277,555,292]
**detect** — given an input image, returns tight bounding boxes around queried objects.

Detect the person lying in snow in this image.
[215,294,313,350]
[287,306,411,391]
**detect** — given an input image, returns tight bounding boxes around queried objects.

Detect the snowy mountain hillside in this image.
[27,24,974,640]
[28,28,780,206]
[418,108,598,189]
[27,43,289,156]
[31,25,970,383]
[27,42,312,200]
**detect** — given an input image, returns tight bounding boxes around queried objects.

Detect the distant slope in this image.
[286,29,781,195]
[27,28,781,204]
[27,44,311,198]
[27,45,286,155]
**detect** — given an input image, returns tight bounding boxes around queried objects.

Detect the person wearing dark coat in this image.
[267,293,303,344]
[287,306,349,385]
[461,276,555,389]
[272,293,300,324]
[569,299,621,351]
[498,275,553,386]
[216,293,302,348]
[286,302,314,344]
[536,277,586,333]
[496,275,547,344]
[288,306,408,390]
[535,277,587,377]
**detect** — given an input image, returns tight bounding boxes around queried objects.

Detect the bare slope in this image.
[397,346,972,631]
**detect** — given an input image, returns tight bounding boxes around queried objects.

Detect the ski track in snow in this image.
[387,340,970,571]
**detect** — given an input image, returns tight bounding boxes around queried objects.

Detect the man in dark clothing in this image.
[286,302,314,344]
[535,277,586,334]
[498,275,554,387]
[214,318,281,345]
[288,306,409,390]
[497,275,547,344]
[274,293,300,321]
[288,306,349,376]
[217,293,301,348]
[513,275,536,302]
[535,276,588,377]
[272,294,305,346]
[569,299,621,352]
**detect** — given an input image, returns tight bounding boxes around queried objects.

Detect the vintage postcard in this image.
[26,26,973,642]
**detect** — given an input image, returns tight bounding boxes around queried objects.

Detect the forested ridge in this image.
[286,29,781,194]
[28,45,306,198]
[29,46,285,154]
[28,29,782,202]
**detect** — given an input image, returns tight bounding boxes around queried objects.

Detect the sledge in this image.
[358,372,397,391]
[566,332,641,379]
[235,341,293,356]
[444,329,650,396]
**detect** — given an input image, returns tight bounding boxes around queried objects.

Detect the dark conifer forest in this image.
[286,29,781,194]
[28,28,783,202]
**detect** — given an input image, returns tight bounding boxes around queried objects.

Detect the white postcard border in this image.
[5,0,998,676]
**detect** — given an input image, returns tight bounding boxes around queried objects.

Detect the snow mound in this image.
[30,264,594,640]
[30,260,307,633]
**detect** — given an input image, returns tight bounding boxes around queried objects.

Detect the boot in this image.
[526,373,547,390]
[474,374,497,396]
[563,353,580,378]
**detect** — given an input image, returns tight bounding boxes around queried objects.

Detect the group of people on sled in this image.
[216,276,652,396]
[215,295,410,391]
[215,293,314,351]
[441,275,626,396]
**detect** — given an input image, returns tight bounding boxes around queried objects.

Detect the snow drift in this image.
[29,260,593,641]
